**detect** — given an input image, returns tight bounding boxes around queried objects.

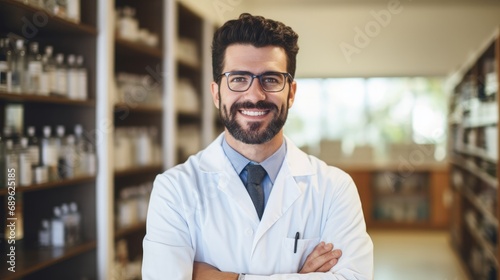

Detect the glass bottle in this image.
[69,202,81,243]
[66,0,80,22]
[76,55,87,100]
[117,6,139,41]
[56,0,68,18]
[53,53,67,97]
[60,203,72,245]
[18,137,33,187]
[51,206,65,247]
[0,38,13,92]
[55,125,66,179]
[41,126,58,181]
[62,134,76,179]
[86,140,96,176]
[27,42,43,94]
[5,139,19,187]
[38,219,51,247]
[11,39,27,93]
[66,54,78,100]
[26,126,40,179]
[74,124,86,176]
[43,46,57,95]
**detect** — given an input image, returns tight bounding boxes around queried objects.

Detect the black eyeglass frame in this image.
[217,71,294,93]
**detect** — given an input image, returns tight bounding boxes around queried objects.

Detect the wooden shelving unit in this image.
[342,165,450,230]
[0,93,95,107]
[115,37,163,59]
[447,29,499,280]
[1,0,218,278]
[0,176,95,196]
[0,240,96,280]
[114,222,146,240]
[0,0,98,278]
[0,0,97,36]
[174,3,204,164]
[111,1,166,278]
[114,164,163,178]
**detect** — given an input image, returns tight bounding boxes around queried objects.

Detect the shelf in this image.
[114,103,162,114]
[0,0,97,36]
[115,222,146,240]
[451,157,498,189]
[464,217,499,269]
[114,164,163,178]
[447,33,499,280]
[462,188,499,227]
[455,145,498,164]
[0,240,96,280]
[464,116,498,129]
[373,192,428,199]
[367,220,433,229]
[178,112,201,123]
[0,93,95,107]
[115,37,163,59]
[178,57,201,72]
[0,176,96,196]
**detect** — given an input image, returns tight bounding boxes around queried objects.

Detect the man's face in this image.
[211,44,296,145]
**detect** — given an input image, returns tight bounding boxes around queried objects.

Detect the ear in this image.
[211,81,220,109]
[287,80,297,108]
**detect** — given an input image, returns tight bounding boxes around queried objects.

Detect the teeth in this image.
[241,110,266,116]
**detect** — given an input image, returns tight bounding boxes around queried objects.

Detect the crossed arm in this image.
[193,242,343,280]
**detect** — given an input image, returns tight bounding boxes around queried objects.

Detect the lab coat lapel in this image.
[253,137,315,250]
[253,166,301,247]
[218,160,261,224]
[199,133,261,224]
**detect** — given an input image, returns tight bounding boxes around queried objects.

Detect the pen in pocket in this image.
[294,232,299,253]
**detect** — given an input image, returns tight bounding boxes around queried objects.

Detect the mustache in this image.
[231,101,278,112]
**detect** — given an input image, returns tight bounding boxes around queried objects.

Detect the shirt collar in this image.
[222,137,286,184]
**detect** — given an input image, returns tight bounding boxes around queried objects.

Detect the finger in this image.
[304,242,333,263]
[300,244,337,273]
[316,250,342,272]
[302,242,328,269]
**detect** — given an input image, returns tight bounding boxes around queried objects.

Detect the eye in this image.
[229,75,249,83]
[262,74,282,84]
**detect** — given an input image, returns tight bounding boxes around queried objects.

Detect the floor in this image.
[370,230,469,280]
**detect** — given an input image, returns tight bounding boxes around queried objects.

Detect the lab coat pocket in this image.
[280,236,320,273]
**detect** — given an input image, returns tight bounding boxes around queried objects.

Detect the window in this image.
[285,77,447,164]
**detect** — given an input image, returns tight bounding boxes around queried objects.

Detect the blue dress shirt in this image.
[221,137,286,207]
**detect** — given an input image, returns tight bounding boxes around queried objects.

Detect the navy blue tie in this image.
[245,164,267,220]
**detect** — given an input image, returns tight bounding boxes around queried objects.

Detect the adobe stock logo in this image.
[339,0,406,64]
[213,0,242,22]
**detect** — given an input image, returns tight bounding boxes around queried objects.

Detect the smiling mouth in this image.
[240,110,270,117]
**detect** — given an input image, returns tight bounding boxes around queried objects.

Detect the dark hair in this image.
[211,13,299,82]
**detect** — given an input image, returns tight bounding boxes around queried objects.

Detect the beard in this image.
[218,93,289,145]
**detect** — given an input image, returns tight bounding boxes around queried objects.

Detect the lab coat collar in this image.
[199,133,315,177]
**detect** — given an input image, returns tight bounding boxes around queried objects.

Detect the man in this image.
[143,13,373,279]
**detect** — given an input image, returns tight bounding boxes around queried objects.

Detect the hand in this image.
[193,262,239,280]
[299,242,342,273]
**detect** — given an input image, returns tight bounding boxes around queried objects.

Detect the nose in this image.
[244,77,266,102]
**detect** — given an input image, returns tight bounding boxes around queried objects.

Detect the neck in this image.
[224,131,284,163]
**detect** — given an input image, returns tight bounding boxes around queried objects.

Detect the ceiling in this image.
[233,1,500,78]
[181,0,500,78]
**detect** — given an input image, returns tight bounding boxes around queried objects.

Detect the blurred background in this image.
[0,0,499,279]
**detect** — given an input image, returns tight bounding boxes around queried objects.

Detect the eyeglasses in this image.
[218,71,293,93]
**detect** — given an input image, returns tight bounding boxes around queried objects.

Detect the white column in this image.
[96,0,115,279]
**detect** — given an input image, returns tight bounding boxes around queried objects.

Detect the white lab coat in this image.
[143,134,373,280]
